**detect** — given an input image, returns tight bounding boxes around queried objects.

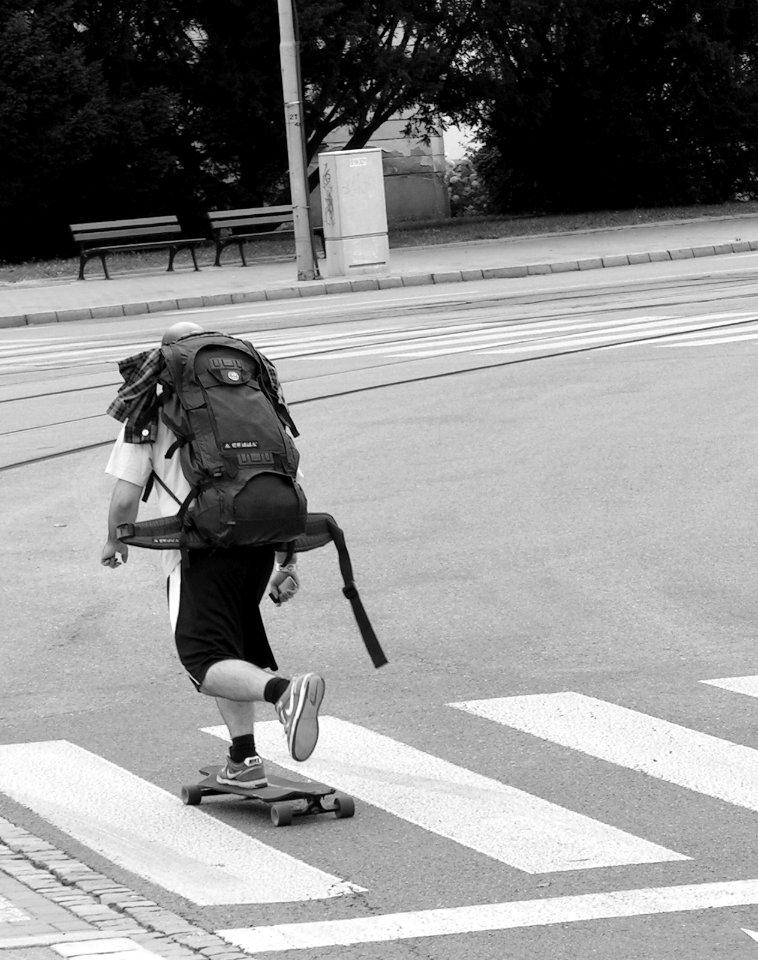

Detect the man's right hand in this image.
[101,539,128,569]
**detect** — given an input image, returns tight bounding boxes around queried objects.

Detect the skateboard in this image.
[180,765,356,827]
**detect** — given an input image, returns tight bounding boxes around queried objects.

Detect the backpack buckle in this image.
[342,584,358,601]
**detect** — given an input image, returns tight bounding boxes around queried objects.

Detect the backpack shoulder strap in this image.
[242,340,300,437]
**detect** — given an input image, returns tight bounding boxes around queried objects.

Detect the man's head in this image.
[162,321,204,346]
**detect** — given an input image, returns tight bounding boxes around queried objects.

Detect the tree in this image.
[0,0,207,260]
[468,0,758,212]
[297,1,483,188]
[182,0,484,197]
[0,1,112,259]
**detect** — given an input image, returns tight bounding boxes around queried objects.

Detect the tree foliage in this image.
[468,0,758,212]
[2,0,758,260]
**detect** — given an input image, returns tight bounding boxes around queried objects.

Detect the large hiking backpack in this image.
[149,331,306,548]
[116,331,387,669]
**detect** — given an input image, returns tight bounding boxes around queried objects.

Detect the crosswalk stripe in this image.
[217,877,758,953]
[701,675,758,697]
[52,938,163,958]
[203,719,686,873]
[312,316,676,359]
[0,741,360,904]
[314,313,757,359]
[2,310,756,371]
[452,693,758,812]
[658,333,758,347]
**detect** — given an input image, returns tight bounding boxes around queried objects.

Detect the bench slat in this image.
[207,205,293,222]
[74,225,182,242]
[71,215,178,231]
[211,218,294,232]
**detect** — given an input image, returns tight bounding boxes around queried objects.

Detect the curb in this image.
[1,238,757,329]
[0,816,246,960]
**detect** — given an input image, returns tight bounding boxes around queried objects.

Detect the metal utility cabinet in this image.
[318,148,389,278]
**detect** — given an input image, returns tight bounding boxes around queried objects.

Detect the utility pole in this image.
[277,0,319,281]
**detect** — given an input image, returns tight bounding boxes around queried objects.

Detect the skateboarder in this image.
[100,321,325,789]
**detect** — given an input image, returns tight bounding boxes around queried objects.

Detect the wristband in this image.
[277,562,297,573]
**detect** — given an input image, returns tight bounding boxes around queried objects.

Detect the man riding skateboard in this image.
[100,320,325,789]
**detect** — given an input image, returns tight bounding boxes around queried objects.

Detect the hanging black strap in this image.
[290,514,387,669]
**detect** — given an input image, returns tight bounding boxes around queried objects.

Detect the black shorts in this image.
[169,546,277,690]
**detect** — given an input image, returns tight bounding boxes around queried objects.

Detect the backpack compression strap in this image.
[287,513,388,669]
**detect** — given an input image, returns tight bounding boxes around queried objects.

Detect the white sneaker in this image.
[275,673,326,761]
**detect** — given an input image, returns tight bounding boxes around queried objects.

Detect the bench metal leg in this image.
[238,240,247,268]
[100,253,110,280]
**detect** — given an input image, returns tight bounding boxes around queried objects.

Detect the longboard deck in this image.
[195,764,334,802]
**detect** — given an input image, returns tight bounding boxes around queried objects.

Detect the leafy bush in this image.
[445,155,490,217]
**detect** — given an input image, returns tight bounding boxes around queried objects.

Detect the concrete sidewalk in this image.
[3,214,758,328]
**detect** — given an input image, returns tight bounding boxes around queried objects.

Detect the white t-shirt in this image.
[105,420,189,577]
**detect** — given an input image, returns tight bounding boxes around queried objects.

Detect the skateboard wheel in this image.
[181,785,203,806]
[332,793,355,819]
[270,803,293,827]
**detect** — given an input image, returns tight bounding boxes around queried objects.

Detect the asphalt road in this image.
[3,256,758,959]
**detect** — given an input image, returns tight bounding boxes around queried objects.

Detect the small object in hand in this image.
[269,575,296,605]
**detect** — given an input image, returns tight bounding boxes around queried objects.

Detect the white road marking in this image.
[311,312,757,359]
[3,308,756,372]
[52,938,161,958]
[744,928,758,944]
[218,878,758,953]
[204,720,686,873]
[701,675,758,697]
[452,693,758,812]
[0,741,360,905]
[657,333,758,347]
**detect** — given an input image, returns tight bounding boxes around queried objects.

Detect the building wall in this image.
[311,116,450,226]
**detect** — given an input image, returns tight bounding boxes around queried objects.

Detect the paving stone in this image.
[147,299,180,313]
[482,266,528,279]
[298,284,327,297]
[230,289,267,302]
[324,280,352,294]
[265,286,300,300]
[549,260,580,273]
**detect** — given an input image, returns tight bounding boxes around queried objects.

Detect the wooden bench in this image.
[207,206,325,266]
[70,215,205,279]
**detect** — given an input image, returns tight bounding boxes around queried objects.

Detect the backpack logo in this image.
[222,441,259,449]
